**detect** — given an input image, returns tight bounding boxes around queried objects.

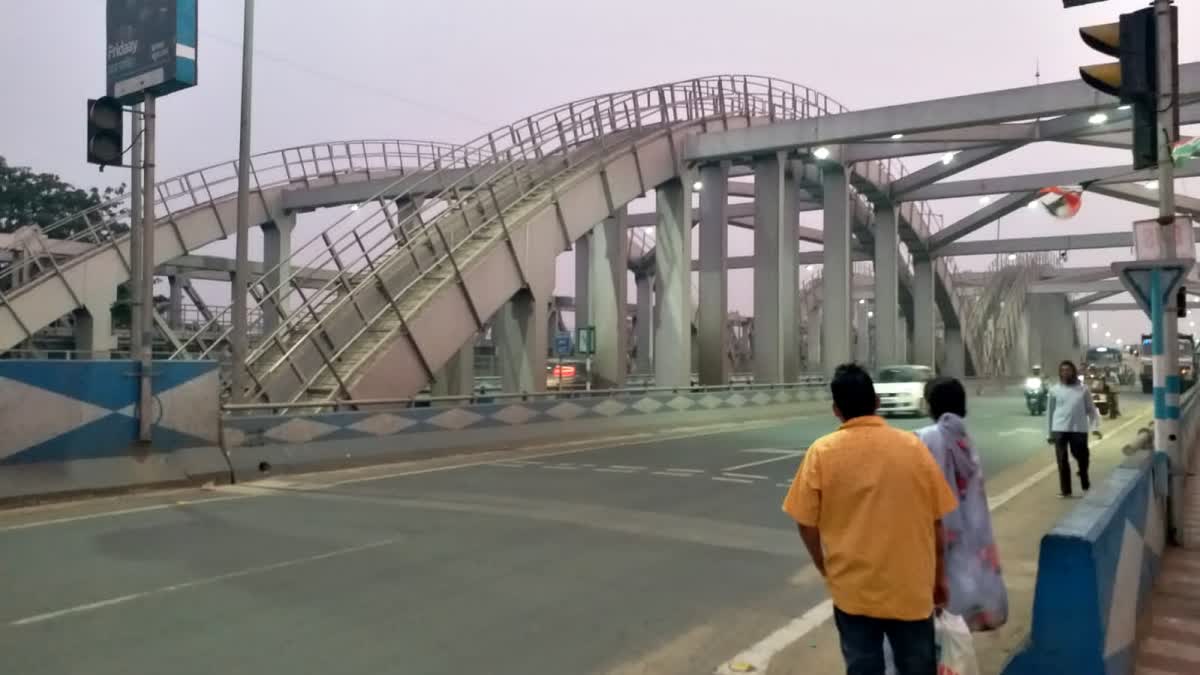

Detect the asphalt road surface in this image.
[0,392,1131,675]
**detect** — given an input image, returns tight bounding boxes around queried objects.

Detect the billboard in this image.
[106,0,197,104]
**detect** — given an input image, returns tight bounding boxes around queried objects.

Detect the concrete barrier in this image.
[0,360,228,501]
[1002,451,1167,675]
[221,383,832,480]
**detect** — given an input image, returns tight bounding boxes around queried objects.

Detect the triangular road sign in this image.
[1111,260,1193,317]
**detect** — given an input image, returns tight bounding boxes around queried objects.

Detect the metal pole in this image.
[138,94,156,443]
[129,104,143,360]
[1153,0,1183,543]
[231,0,256,403]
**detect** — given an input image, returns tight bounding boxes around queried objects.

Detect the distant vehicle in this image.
[546,360,588,390]
[874,365,934,417]
[1084,344,1134,386]
[1139,333,1197,394]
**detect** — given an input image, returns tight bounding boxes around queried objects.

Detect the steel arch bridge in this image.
[1,75,1032,404]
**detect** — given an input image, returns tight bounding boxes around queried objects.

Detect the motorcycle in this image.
[1024,377,1048,415]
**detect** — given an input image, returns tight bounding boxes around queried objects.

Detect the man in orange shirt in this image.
[782,363,958,675]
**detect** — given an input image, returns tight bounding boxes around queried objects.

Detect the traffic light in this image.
[86,97,124,167]
[1077,6,1177,170]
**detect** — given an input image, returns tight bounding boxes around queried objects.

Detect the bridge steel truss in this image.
[2,64,1198,405]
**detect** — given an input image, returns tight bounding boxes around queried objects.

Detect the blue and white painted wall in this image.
[0,360,226,500]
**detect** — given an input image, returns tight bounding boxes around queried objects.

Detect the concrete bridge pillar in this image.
[805,306,822,372]
[634,272,653,373]
[698,162,730,385]
[654,177,693,388]
[912,259,937,369]
[73,285,118,359]
[753,153,799,383]
[574,234,590,330]
[588,208,629,387]
[873,204,902,365]
[944,327,965,378]
[432,340,475,397]
[261,214,297,335]
[854,300,872,365]
[821,165,852,376]
[494,288,549,393]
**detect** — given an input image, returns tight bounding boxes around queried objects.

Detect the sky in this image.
[2,0,1199,349]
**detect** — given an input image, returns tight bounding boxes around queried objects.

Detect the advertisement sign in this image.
[107,0,198,104]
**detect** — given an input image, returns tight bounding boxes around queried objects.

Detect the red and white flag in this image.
[1037,186,1083,219]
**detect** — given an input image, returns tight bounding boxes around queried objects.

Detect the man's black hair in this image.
[1059,360,1078,381]
[830,363,876,420]
[924,376,967,420]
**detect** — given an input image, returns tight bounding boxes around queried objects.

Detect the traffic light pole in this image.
[138,94,157,443]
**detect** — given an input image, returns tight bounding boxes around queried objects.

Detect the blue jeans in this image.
[833,607,935,675]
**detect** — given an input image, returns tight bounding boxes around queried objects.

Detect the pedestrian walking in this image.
[782,363,958,675]
[1047,360,1101,497]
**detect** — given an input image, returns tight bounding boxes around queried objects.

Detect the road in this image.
[0,393,1137,675]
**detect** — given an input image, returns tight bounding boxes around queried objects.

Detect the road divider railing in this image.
[218,381,833,481]
[1003,390,1200,675]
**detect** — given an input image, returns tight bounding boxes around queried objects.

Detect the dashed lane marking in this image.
[652,471,696,478]
[711,476,754,485]
[723,472,769,481]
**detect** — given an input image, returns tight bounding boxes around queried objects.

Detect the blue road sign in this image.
[107,0,198,104]
[554,333,572,357]
[1112,260,1192,317]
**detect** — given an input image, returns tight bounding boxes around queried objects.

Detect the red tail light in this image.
[551,365,576,378]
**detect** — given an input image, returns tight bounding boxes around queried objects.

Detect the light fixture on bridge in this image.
[350,204,360,211]
[1105,331,1112,338]
[813,146,832,160]
[1092,322,1099,329]
[980,196,992,206]
[1118,104,1132,111]
[1117,338,1124,345]
[940,151,958,165]
[858,298,866,305]
[1142,180,1159,190]
[692,180,703,191]
[1027,200,1039,210]
[890,133,904,140]
[806,265,814,271]
[1074,311,1081,317]
[1192,321,1196,328]
[1008,253,1017,261]
[868,310,875,318]
[1087,112,1109,125]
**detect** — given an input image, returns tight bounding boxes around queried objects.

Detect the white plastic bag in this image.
[935,612,980,675]
[883,612,979,675]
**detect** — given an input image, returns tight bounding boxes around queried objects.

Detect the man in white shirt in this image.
[1047,360,1101,497]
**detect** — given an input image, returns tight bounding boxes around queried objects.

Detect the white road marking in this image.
[722,450,805,472]
[715,409,1152,674]
[998,427,1040,437]
[723,472,769,481]
[711,476,753,485]
[715,600,834,675]
[492,463,528,468]
[609,465,647,471]
[776,483,792,488]
[665,468,705,474]
[543,464,580,471]
[9,536,404,626]
[595,467,638,474]
[652,471,695,478]
[0,495,250,534]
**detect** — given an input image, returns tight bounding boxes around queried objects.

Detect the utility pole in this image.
[231,0,256,403]
[129,104,143,362]
[138,94,156,443]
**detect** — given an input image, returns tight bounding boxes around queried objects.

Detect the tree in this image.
[0,155,129,239]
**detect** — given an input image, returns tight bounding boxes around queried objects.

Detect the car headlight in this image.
[1024,377,1041,389]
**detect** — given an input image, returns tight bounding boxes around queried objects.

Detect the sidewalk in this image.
[1133,444,1200,674]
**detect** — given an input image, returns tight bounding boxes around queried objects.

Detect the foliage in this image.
[0,155,129,239]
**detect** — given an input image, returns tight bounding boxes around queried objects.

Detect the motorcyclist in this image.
[1105,367,1121,419]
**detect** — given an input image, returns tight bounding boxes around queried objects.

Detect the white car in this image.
[875,365,934,417]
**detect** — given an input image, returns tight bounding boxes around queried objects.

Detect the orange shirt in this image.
[782,416,958,621]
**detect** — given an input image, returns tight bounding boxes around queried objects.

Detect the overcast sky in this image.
[2,0,1199,348]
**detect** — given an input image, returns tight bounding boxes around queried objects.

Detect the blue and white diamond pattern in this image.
[546,401,586,421]
[428,407,485,431]
[349,413,416,436]
[633,397,664,414]
[697,394,723,410]
[0,376,114,462]
[491,404,539,426]
[592,399,628,417]
[667,396,695,411]
[265,418,340,444]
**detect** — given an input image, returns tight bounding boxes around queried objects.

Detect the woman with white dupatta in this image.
[917,377,1008,631]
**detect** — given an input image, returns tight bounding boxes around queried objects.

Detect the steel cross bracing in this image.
[0,140,473,353]
[146,75,985,404]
